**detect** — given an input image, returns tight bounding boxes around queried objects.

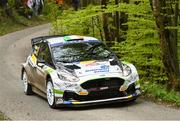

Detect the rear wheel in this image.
[22,70,33,95]
[47,80,57,109]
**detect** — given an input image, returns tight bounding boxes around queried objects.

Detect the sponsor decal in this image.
[28,55,36,67]
[64,35,83,41]
[44,66,54,74]
[101,65,109,70]
[85,61,100,67]
[88,86,109,92]
[53,89,64,95]
[100,86,109,90]
[85,65,109,73]
[64,101,72,104]
[79,91,89,95]
[31,54,37,64]
[72,102,81,104]
[127,95,133,98]
[80,60,96,65]
[64,36,71,41]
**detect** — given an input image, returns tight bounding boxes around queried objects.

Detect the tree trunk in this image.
[115,0,120,42]
[151,0,180,90]
[119,0,129,42]
[174,0,179,73]
[101,0,112,46]
[174,0,180,89]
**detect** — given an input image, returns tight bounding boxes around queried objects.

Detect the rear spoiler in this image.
[31,35,69,46]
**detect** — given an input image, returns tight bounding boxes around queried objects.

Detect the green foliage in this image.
[142,82,180,106]
[8,0,15,8]
[49,5,103,37]
[44,1,64,34]
[111,0,167,84]
[43,1,62,20]
[0,9,47,36]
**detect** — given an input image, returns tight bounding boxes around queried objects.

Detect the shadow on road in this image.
[33,93,143,111]
[58,100,142,111]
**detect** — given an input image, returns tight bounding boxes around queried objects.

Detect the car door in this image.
[27,44,40,85]
[34,42,54,93]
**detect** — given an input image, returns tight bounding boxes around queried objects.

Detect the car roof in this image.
[47,35,101,46]
[31,35,101,47]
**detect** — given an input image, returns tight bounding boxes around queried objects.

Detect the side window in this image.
[32,44,40,56]
[37,43,53,66]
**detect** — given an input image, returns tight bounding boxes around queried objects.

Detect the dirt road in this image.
[0,24,180,120]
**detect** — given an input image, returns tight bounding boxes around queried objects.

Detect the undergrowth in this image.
[0,111,9,120]
[0,8,47,36]
[142,82,180,107]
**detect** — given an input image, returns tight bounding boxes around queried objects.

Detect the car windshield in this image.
[51,42,114,63]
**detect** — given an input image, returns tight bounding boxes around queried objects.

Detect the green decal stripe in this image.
[53,89,64,95]
[45,68,54,74]
[64,36,71,41]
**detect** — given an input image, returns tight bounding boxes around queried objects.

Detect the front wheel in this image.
[22,70,33,95]
[47,80,57,109]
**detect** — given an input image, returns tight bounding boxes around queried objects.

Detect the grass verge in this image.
[142,82,180,107]
[0,10,48,36]
[0,111,9,120]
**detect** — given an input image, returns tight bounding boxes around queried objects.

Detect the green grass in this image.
[0,10,48,36]
[142,82,180,107]
[0,111,9,120]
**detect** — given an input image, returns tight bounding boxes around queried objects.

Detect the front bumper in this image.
[55,88,141,107]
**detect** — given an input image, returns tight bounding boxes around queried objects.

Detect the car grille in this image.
[63,78,136,101]
[81,78,124,90]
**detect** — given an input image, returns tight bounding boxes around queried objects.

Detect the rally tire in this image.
[46,80,57,109]
[22,70,33,95]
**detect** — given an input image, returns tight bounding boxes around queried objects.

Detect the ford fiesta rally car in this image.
[21,35,141,108]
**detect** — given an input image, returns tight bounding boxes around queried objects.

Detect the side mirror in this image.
[110,59,118,65]
[37,59,45,68]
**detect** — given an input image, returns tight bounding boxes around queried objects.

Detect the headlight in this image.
[123,64,131,76]
[57,74,79,82]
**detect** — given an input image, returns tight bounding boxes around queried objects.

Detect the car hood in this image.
[63,60,122,77]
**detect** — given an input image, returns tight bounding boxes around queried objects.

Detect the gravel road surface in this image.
[0,24,180,120]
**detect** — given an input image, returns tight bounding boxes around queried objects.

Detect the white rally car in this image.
[21,35,141,108]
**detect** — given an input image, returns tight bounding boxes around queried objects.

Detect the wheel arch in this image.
[46,74,52,86]
[21,67,26,80]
